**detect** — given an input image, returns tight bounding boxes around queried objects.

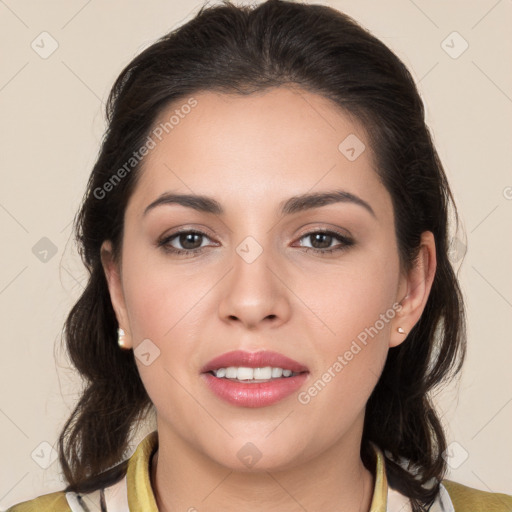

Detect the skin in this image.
[101,86,436,512]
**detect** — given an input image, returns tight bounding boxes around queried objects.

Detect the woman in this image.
[8,0,512,510]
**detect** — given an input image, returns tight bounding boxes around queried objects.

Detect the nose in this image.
[217,240,292,330]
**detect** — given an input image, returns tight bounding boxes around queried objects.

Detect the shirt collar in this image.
[126,430,159,511]
[125,431,388,511]
[368,441,388,512]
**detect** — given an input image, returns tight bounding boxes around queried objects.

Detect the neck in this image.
[150,422,375,512]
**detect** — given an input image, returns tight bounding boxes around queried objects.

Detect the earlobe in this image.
[390,231,437,348]
[100,240,133,349]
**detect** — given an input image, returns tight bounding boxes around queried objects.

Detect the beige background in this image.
[1,0,511,508]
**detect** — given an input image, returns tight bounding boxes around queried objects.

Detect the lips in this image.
[200,350,309,374]
[201,373,308,408]
[200,350,309,408]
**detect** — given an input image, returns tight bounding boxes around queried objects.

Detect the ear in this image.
[100,240,133,349]
[390,231,437,348]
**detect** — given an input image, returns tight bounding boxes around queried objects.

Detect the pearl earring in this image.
[397,327,406,334]
[117,328,130,350]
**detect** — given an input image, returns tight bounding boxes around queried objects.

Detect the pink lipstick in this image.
[201,350,309,408]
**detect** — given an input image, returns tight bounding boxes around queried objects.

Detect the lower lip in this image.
[201,372,308,408]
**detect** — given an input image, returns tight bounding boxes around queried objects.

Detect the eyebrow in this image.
[143,189,376,218]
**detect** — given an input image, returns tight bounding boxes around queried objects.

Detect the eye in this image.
[157,229,216,257]
[295,229,354,255]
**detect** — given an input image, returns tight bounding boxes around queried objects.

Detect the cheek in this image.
[120,245,220,392]
[300,248,400,344]
[121,242,207,341]
[295,248,399,404]
[120,251,207,417]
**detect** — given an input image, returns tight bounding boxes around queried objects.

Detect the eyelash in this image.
[157,228,354,258]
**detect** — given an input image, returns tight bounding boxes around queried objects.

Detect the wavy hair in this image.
[58,1,466,510]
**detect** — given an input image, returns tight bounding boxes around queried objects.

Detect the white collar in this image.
[387,482,455,512]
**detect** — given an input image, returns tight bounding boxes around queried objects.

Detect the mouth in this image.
[200,350,309,407]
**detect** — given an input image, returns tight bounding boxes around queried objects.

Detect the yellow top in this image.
[7,431,512,511]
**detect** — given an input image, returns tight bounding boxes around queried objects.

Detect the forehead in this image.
[126,86,389,219]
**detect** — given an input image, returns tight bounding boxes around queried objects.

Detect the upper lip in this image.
[201,350,309,373]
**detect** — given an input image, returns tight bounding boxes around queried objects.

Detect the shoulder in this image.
[6,491,70,512]
[442,479,512,511]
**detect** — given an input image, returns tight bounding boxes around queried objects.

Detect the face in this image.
[102,86,435,472]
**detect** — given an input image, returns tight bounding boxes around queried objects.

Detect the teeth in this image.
[254,367,272,379]
[237,367,256,380]
[215,368,227,378]
[212,366,299,380]
[225,367,238,379]
[271,367,283,378]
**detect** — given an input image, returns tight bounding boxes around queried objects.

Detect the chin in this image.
[205,436,312,473]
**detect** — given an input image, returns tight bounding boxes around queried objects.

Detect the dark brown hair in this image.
[58,1,466,510]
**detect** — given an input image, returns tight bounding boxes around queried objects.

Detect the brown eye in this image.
[177,232,204,250]
[308,232,334,249]
[157,230,214,256]
[296,230,354,255]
